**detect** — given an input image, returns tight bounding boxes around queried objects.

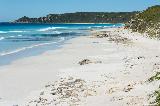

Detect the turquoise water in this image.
[0,23,123,65]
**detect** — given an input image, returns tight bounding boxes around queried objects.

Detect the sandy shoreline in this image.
[0,27,160,106]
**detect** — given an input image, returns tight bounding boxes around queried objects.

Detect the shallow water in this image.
[0,23,123,65]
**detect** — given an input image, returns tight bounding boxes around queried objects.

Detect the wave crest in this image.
[0,37,5,40]
[0,37,65,56]
[0,31,7,34]
[37,27,67,32]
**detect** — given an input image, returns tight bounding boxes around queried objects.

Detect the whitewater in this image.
[0,23,123,65]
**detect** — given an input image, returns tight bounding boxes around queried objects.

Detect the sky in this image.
[0,0,159,22]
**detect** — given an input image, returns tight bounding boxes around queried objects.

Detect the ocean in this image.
[0,23,123,65]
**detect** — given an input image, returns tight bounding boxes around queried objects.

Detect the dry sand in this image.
[0,28,159,106]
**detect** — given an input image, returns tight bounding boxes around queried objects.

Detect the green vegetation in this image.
[132,5,160,105]
[15,12,136,23]
[148,72,160,82]
[133,6,160,104]
[127,5,160,38]
[153,90,160,106]
[148,72,160,106]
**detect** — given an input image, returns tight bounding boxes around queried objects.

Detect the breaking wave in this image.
[0,37,65,56]
[0,31,7,34]
[37,27,67,32]
[0,37,5,40]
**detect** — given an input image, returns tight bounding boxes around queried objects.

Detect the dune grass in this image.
[148,72,160,105]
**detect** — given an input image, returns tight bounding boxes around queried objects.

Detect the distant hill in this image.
[127,5,160,38]
[14,12,137,24]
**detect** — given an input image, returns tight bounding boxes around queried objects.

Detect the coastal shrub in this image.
[148,72,160,82]
[152,90,160,106]
[127,5,160,38]
[148,72,160,105]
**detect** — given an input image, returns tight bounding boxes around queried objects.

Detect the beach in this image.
[0,27,160,106]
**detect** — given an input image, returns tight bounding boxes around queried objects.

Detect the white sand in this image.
[0,28,160,106]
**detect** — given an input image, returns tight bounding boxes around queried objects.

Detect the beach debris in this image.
[78,59,92,65]
[137,56,145,59]
[78,59,102,65]
[111,96,124,101]
[95,33,109,38]
[126,96,144,106]
[93,31,110,38]
[108,35,131,44]
[40,91,44,95]
[93,30,133,45]
[153,63,160,70]
[27,77,96,106]
[123,84,134,92]
[92,41,99,44]
[107,87,121,94]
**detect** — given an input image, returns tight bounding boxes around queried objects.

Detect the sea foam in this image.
[0,37,65,56]
[0,37,5,40]
[37,27,67,32]
[0,31,7,34]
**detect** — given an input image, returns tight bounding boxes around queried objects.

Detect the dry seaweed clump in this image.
[78,59,102,65]
[93,31,111,38]
[93,31,132,45]
[108,35,131,44]
[27,77,96,106]
[78,59,92,65]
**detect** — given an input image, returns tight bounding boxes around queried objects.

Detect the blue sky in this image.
[0,0,159,22]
